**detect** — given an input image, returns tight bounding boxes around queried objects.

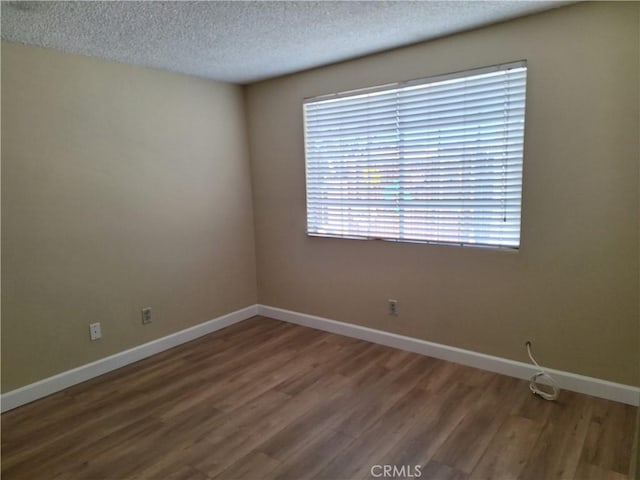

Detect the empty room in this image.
[1,1,639,479]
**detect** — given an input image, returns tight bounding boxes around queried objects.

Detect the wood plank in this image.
[573,462,630,480]
[213,451,280,480]
[193,374,353,477]
[313,385,442,480]
[579,397,637,475]
[517,391,592,480]
[433,375,526,473]
[335,355,439,438]
[269,429,354,480]
[372,381,477,472]
[469,415,544,480]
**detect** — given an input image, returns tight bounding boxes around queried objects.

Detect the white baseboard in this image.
[257,304,640,406]
[1,305,258,413]
[3,303,638,412]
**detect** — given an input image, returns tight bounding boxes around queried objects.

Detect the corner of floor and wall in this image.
[2,1,640,413]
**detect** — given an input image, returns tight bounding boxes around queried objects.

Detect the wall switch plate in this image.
[388,299,398,316]
[89,322,102,341]
[141,307,152,325]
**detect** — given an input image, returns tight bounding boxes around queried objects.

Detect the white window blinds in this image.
[303,61,527,249]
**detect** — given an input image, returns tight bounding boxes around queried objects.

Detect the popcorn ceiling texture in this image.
[1,1,568,84]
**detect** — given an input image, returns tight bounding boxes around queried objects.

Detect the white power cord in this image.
[526,341,560,401]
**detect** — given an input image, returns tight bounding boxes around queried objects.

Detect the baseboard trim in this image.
[257,304,640,406]
[3,304,637,412]
[1,305,259,413]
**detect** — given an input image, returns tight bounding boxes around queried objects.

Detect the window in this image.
[303,61,527,249]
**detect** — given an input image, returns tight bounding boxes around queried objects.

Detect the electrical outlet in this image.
[388,299,398,316]
[89,322,102,341]
[141,307,152,325]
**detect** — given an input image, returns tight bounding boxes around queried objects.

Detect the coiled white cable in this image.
[526,341,560,401]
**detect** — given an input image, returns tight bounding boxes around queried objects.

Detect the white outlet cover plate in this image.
[89,322,102,340]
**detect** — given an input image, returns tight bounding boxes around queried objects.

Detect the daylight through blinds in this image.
[303,61,527,249]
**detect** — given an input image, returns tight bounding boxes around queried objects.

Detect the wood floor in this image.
[2,316,637,480]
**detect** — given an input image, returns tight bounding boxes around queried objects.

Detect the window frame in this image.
[303,60,528,251]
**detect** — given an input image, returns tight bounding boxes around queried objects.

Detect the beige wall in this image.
[2,2,639,394]
[1,43,257,392]
[246,2,640,386]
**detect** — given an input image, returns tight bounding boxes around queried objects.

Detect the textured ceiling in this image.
[2,1,570,84]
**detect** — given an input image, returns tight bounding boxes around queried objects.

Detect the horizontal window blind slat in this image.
[306,234,519,249]
[308,227,521,237]
[308,218,521,226]
[306,147,524,159]
[308,229,520,242]
[307,226,521,238]
[305,129,524,151]
[307,142,524,154]
[307,167,523,178]
[307,183,523,191]
[306,111,525,137]
[309,228,521,238]
[308,93,526,128]
[305,72,526,117]
[305,119,525,145]
[306,111,525,139]
[306,91,526,128]
[309,209,522,216]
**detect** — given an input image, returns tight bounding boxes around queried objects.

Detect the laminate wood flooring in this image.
[2,316,637,479]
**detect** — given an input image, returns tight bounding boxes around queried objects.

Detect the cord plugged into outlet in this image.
[525,340,559,401]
